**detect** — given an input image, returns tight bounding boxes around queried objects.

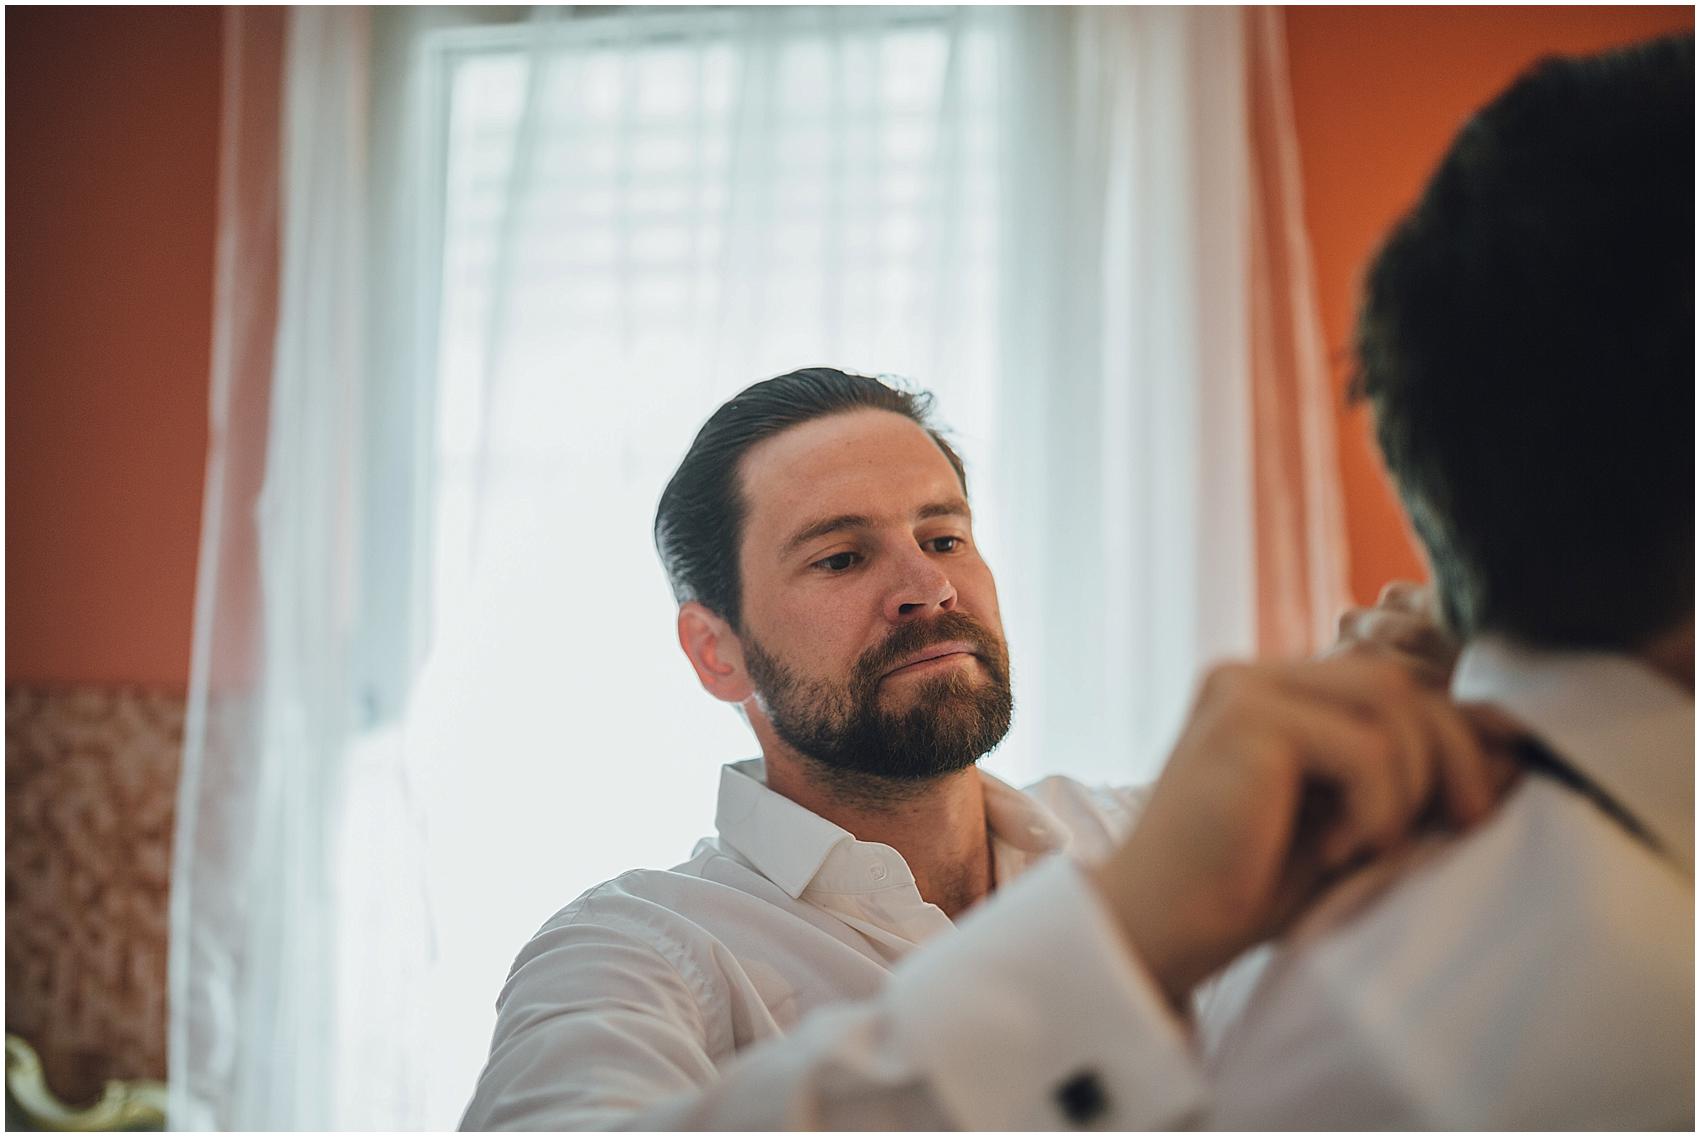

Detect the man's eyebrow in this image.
[780,498,973,559]
[780,514,875,558]
[917,497,972,522]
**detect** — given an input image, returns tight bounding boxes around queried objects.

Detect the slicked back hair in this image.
[654,368,967,630]
[1352,34,1694,648]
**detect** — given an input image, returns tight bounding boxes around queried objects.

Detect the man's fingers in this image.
[1271,655,1506,854]
[1282,648,1436,715]
[1332,612,1454,688]
[1230,687,1419,870]
[1347,608,1452,656]
[1305,652,1482,829]
[1332,599,1460,691]
[1376,580,1434,616]
[1278,658,1433,821]
[1420,696,1496,826]
[1192,659,1520,912]
[1457,703,1529,802]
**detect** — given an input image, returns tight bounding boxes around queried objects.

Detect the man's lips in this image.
[879,640,981,680]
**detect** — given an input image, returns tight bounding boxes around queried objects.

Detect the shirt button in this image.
[869,863,888,881]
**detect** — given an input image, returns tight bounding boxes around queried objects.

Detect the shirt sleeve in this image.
[460,856,1205,1130]
[887,854,1207,1129]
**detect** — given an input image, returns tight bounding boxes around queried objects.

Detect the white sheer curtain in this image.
[991,7,1257,785]
[173,6,1335,1130]
[172,7,444,1129]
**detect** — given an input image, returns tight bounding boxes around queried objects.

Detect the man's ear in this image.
[677,601,755,704]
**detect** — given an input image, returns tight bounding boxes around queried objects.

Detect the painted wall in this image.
[6,6,221,688]
[5,7,1692,686]
[1285,4,1694,604]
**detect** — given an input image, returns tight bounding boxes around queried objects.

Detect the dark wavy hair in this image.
[654,368,966,630]
[1352,34,1694,648]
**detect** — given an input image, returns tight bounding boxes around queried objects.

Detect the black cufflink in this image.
[1055,1069,1108,1126]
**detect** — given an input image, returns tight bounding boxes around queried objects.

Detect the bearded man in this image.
[461,368,1506,1130]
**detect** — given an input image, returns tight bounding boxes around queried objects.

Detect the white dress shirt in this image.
[460,763,1210,1130]
[1203,635,1695,1129]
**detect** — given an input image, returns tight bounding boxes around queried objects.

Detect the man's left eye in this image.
[927,536,964,553]
[813,551,861,572]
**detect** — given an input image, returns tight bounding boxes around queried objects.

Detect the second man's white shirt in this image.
[1205,636,1694,1128]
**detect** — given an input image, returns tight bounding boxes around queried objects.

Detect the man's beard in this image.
[742,610,1014,786]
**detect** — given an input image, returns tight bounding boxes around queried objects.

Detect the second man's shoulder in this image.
[1017,771,1153,853]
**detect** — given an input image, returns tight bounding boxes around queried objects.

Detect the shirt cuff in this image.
[885,855,1206,1130]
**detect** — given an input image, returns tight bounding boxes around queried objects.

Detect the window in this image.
[404,9,1012,1121]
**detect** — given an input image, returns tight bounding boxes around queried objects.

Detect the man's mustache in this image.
[854,612,1008,686]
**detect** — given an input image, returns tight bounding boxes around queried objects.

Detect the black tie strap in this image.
[1513,736,1659,855]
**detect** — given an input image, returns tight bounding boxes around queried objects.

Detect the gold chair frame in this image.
[4,1035,166,1132]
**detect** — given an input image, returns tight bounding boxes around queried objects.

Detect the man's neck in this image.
[1640,619,1695,694]
[760,748,995,920]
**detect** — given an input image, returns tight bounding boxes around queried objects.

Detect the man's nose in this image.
[885,551,958,622]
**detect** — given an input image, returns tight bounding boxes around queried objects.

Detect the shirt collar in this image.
[714,757,1073,900]
[1452,633,1694,877]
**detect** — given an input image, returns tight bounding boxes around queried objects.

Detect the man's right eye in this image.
[813,552,860,573]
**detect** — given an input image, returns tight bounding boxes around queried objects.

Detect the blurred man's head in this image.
[1354,34,1694,652]
[655,368,1012,790]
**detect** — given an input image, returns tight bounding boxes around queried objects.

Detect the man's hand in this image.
[1091,652,1516,1011]
[1330,580,1461,689]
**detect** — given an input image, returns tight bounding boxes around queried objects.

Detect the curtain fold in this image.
[991,6,1258,782]
[1245,6,1352,656]
[172,7,437,1129]
[169,7,284,1130]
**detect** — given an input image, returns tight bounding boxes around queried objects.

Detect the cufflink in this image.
[1054,1070,1108,1127]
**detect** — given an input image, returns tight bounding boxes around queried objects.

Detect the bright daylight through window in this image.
[399,9,1008,1122]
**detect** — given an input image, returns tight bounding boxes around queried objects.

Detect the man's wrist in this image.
[1086,860,1202,1016]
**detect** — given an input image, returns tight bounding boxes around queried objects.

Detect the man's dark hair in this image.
[1353,33,1694,649]
[654,367,967,630]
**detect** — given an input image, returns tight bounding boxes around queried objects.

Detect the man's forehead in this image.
[738,410,967,540]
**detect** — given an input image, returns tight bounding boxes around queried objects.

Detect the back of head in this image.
[1355,34,1694,650]
[654,367,965,630]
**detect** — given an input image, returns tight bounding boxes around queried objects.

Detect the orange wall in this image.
[1284,4,1695,604]
[5,7,1692,687]
[6,6,221,688]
